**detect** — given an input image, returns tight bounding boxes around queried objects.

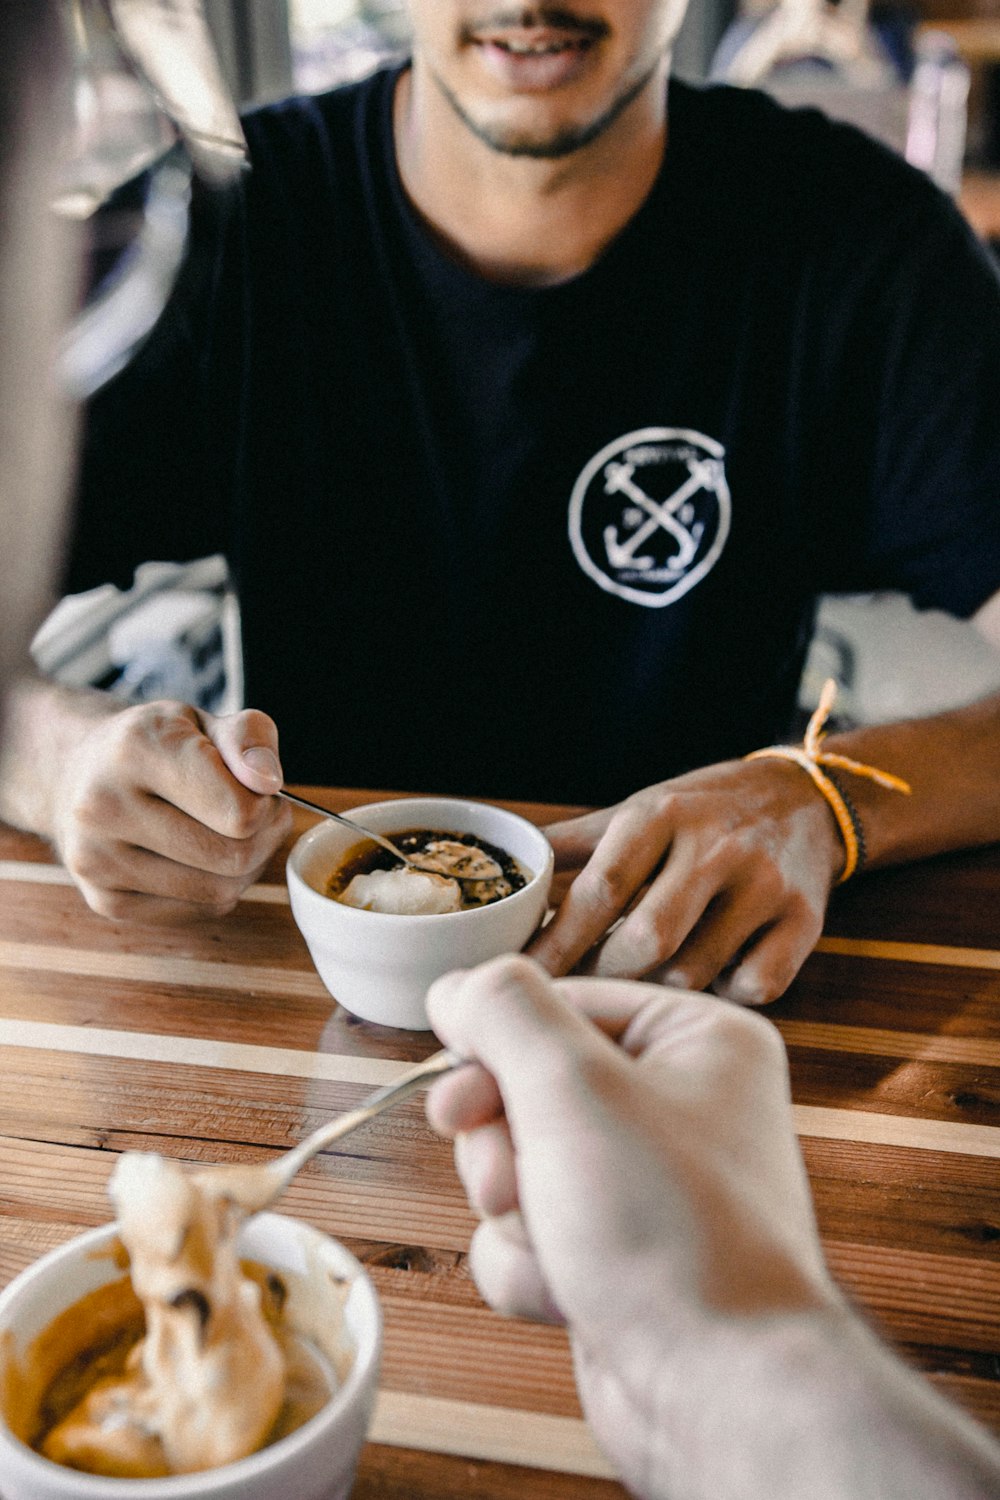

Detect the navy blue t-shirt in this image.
[65,69,1000,804]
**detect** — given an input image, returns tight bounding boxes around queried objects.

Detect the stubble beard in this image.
[429,59,661,160]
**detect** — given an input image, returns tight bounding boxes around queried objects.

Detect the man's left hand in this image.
[528,757,843,1005]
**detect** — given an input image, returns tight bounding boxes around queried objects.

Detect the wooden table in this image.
[1,788,999,1496]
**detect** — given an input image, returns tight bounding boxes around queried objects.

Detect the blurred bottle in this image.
[905,30,970,196]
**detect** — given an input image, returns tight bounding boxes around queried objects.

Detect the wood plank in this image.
[0,1020,430,1085]
[825,846,1000,951]
[378,1298,583,1418]
[825,1240,1000,1354]
[803,1137,1000,1260]
[924,1374,1000,1438]
[795,1105,1000,1156]
[0,940,323,996]
[370,1392,613,1479]
[0,883,310,967]
[776,1019,1000,1068]
[354,1444,627,1500]
[0,969,429,1062]
[0,860,290,904]
[817,937,1000,971]
[789,1054,1000,1131]
[779,952,1000,1040]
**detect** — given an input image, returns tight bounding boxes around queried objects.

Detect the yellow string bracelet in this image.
[745,678,911,884]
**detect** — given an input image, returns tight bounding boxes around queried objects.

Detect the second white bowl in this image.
[287,797,554,1030]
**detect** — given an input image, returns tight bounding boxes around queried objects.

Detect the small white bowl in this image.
[287,796,554,1030]
[0,1214,381,1500]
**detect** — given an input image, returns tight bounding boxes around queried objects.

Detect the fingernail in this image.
[724,974,765,1006]
[242,747,281,783]
[661,969,690,991]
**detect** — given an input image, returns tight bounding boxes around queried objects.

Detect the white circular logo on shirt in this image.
[568,426,731,607]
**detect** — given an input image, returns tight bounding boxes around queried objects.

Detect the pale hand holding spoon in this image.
[192,1050,460,1213]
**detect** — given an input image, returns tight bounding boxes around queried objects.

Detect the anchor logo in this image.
[568,427,731,608]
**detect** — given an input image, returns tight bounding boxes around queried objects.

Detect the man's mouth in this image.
[464,9,609,54]
[475,30,596,57]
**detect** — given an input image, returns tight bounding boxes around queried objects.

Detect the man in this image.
[0,0,77,726]
[425,954,1000,1499]
[2,17,1000,1488]
[2,2,999,1005]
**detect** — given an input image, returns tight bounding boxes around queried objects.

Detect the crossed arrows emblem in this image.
[602,456,722,573]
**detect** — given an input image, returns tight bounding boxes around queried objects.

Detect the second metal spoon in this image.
[193,1049,460,1212]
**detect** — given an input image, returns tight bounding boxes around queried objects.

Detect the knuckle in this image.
[85,886,133,922]
[210,782,263,842]
[782,887,823,934]
[212,834,259,878]
[482,953,545,1001]
[631,784,677,821]
[707,997,780,1054]
[616,912,666,972]
[203,895,240,920]
[576,859,633,913]
[69,782,122,833]
[113,699,193,754]
[233,707,277,745]
[69,842,113,887]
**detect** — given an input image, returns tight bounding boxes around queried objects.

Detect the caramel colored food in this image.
[5,1156,351,1478]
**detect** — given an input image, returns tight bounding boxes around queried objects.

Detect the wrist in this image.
[0,676,119,839]
[633,1300,1000,1500]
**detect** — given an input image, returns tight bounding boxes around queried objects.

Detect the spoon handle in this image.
[277,788,406,861]
[277,788,500,884]
[269,1049,461,1191]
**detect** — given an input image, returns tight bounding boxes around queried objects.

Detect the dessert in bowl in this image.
[0,1154,381,1500]
[287,797,554,1029]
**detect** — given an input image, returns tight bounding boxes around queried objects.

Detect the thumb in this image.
[426,956,623,1143]
[202,708,284,794]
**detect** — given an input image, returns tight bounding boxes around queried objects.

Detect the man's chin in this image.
[434,68,655,160]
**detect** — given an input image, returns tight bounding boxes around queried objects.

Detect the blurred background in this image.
[36,0,1000,734]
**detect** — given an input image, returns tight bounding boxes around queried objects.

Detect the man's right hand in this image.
[426,958,1000,1500]
[38,695,291,923]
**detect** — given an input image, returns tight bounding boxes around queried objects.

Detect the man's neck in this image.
[393,60,670,288]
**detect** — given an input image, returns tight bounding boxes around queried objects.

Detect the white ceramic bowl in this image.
[287,797,554,1030]
[0,1214,381,1500]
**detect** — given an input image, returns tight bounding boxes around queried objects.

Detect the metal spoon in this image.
[278,788,502,884]
[193,1049,461,1213]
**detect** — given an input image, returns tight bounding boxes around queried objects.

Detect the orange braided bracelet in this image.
[746,679,911,884]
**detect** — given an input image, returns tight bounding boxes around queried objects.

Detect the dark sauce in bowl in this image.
[325,829,529,910]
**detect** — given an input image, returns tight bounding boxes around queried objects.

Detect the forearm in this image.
[0,671,119,837]
[819,691,1000,870]
[640,1303,1000,1500]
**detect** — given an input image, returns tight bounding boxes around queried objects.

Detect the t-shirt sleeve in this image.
[818,177,1000,618]
[60,187,238,598]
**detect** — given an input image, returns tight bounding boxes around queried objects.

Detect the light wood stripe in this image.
[0,862,69,885]
[0,861,289,904]
[371,1391,613,1478]
[0,1019,406,1086]
[816,936,1000,970]
[0,941,324,997]
[3,936,997,1007]
[794,1104,1000,1157]
[777,1019,1000,1068]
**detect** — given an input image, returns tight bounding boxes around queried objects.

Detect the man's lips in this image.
[472,28,596,55]
[465,19,605,90]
